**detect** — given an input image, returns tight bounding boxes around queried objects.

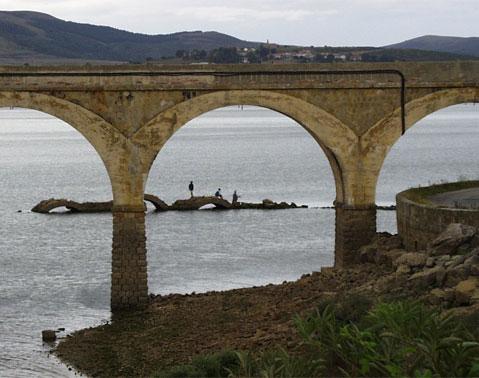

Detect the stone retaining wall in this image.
[396,190,479,251]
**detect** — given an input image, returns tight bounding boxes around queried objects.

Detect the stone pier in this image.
[111,209,148,311]
[335,205,377,267]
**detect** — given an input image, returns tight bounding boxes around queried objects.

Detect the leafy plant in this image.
[157,300,479,378]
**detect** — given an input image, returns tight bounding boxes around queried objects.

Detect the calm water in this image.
[0,104,478,376]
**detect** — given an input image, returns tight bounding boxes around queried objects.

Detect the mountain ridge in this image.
[0,10,259,63]
[387,35,479,57]
[0,11,477,64]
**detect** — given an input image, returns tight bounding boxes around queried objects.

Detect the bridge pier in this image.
[335,204,376,267]
[111,209,148,312]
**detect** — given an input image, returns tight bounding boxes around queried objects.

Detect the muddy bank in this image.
[54,226,479,377]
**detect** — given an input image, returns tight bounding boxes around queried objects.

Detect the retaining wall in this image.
[396,188,479,251]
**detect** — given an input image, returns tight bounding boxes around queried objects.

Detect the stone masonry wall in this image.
[111,211,148,311]
[397,192,479,251]
[335,205,377,267]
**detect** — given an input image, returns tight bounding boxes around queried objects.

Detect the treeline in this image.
[175,44,277,63]
[175,44,478,64]
[176,47,244,63]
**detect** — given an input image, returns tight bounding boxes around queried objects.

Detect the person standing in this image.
[189,181,194,197]
[232,190,240,205]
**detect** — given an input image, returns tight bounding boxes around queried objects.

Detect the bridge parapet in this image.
[0,61,477,91]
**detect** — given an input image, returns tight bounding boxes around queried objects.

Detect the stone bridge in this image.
[1,62,478,311]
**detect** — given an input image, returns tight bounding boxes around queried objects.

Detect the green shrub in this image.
[295,300,479,377]
[157,300,479,377]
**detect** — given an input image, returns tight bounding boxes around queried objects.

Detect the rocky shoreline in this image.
[54,223,479,377]
[31,195,307,214]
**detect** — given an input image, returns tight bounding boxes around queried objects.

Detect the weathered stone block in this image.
[111,211,148,312]
[335,206,376,268]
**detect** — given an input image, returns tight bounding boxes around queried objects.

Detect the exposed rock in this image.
[470,235,479,249]
[445,266,471,287]
[445,255,466,269]
[408,266,445,289]
[464,255,479,267]
[425,257,436,268]
[464,255,479,276]
[393,252,427,268]
[375,233,403,251]
[428,288,451,305]
[429,223,477,256]
[376,249,404,267]
[455,278,478,295]
[396,264,411,275]
[42,330,57,342]
[454,277,479,306]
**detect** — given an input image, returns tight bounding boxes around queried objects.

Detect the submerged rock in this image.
[42,330,56,342]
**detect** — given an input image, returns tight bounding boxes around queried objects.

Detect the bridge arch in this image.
[134,90,359,204]
[363,87,479,150]
[0,91,131,202]
[358,87,479,205]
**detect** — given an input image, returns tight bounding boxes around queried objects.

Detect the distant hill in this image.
[0,12,477,65]
[387,35,479,58]
[0,11,258,64]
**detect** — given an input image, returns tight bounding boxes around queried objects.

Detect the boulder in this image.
[393,252,427,268]
[464,255,479,276]
[455,278,478,294]
[425,257,436,268]
[429,224,477,256]
[445,265,471,287]
[374,233,403,251]
[408,266,446,290]
[429,288,452,305]
[445,255,466,269]
[470,235,479,249]
[42,330,56,342]
[376,249,404,267]
[454,278,479,306]
[396,264,411,274]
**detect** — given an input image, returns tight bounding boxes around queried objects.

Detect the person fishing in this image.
[189,181,194,197]
[232,190,240,205]
[215,188,223,199]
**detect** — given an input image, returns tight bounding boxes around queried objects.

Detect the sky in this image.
[0,0,477,46]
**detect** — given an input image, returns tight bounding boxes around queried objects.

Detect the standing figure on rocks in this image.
[232,190,240,205]
[215,188,223,199]
[189,181,194,197]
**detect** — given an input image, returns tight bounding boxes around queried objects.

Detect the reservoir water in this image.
[0,104,478,376]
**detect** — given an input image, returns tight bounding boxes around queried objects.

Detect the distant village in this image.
[172,43,389,65]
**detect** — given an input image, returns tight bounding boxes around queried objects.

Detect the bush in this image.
[157,300,479,377]
[296,300,479,377]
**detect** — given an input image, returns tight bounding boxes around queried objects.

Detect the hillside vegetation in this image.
[0,11,257,64]
[388,35,479,58]
[0,11,477,65]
